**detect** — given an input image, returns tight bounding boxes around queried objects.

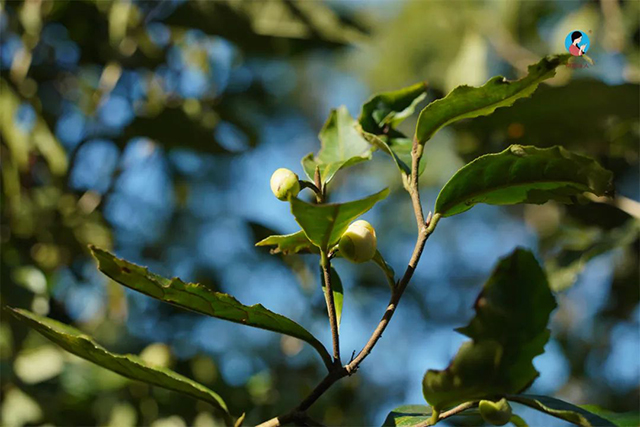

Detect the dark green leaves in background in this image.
[422,249,556,410]
[8,308,231,420]
[415,54,570,144]
[302,106,373,184]
[290,188,389,251]
[90,246,332,369]
[435,145,614,217]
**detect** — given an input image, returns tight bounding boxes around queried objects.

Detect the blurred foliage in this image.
[1,0,638,426]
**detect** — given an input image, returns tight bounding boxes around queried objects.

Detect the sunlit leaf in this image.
[507,395,615,427]
[302,106,372,184]
[423,249,556,410]
[290,188,389,251]
[415,54,570,144]
[90,247,332,370]
[8,308,230,418]
[255,230,317,255]
[435,145,614,217]
[320,266,343,331]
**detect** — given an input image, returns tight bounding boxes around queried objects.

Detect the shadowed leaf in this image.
[435,145,614,217]
[423,249,556,410]
[357,83,427,176]
[359,82,427,134]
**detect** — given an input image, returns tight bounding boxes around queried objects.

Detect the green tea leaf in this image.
[359,82,427,134]
[435,145,614,217]
[507,395,616,427]
[255,230,317,255]
[302,106,372,184]
[290,188,389,251]
[321,266,344,331]
[90,247,332,370]
[415,54,570,144]
[8,308,230,419]
[423,249,556,410]
[383,405,432,426]
[382,405,480,426]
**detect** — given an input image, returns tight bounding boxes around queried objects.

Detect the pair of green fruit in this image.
[270,168,377,263]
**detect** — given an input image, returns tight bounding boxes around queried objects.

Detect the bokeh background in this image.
[1,1,639,426]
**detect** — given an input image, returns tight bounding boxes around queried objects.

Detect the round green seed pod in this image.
[338,220,377,263]
[479,399,512,426]
[270,168,300,201]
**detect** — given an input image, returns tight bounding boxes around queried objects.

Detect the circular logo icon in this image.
[565,30,590,56]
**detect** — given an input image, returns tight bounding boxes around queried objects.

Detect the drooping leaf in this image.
[289,188,389,251]
[423,249,557,410]
[302,106,372,184]
[507,395,616,427]
[8,308,231,420]
[546,219,640,292]
[359,82,428,135]
[320,266,344,331]
[90,247,332,370]
[435,145,614,217]
[255,230,317,255]
[579,405,640,427]
[415,54,571,145]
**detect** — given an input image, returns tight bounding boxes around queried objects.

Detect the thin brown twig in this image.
[321,250,341,365]
[256,137,441,427]
[415,402,477,427]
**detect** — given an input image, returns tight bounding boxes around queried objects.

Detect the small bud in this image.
[479,399,512,426]
[339,220,377,263]
[270,168,300,201]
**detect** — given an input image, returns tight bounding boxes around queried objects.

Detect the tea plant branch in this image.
[257,137,440,427]
[321,250,341,365]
